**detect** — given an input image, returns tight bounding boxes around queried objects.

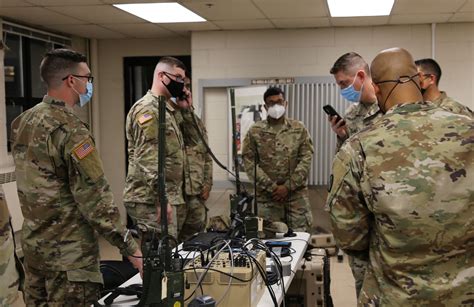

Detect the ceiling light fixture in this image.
[327,0,394,17]
[113,3,206,23]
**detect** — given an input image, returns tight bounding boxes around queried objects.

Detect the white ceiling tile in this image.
[272,17,330,28]
[160,22,220,32]
[0,7,86,25]
[253,0,328,18]
[0,0,33,7]
[389,13,451,24]
[47,5,146,24]
[392,0,466,14]
[213,19,274,30]
[449,12,474,22]
[182,0,265,21]
[330,16,389,27]
[25,0,103,5]
[459,0,474,12]
[101,23,176,38]
[53,24,126,38]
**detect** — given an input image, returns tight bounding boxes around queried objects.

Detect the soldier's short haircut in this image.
[158,56,187,71]
[40,48,87,89]
[415,58,442,86]
[263,87,285,102]
[330,52,370,76]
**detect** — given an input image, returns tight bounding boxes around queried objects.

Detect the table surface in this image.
[98,232,311,306]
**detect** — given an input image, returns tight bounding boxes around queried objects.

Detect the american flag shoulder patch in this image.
[138,113,153,125]
[74,140,95,160]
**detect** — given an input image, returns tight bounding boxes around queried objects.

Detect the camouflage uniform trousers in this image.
[24,262,102,307]
[348,254,368,298]
[125,202,187,240]
[259,194,313,233]
[179,195,208,242]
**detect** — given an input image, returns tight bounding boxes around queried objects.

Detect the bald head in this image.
[371,48,423,112]
[371,48,418,83]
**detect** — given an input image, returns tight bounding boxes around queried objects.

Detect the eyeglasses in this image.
[62,74,94,83]
[161,71,185,83]
[265,99,286,107]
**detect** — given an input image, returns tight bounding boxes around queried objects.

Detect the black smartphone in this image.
[323,104,345,125]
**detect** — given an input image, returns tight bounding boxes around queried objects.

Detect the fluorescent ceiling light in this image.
[327,0,394,17]
[113,3,206,23]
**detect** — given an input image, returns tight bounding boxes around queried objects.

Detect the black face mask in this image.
[374,74,421,113]
[162,72,185,98]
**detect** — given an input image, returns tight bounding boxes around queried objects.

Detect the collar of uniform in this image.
[265,117,290,130]
[43,95,73,112]
[147,90,176,112]
[434,91,448,104]
[385,101,429,115]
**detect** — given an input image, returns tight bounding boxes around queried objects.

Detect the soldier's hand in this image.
[128,249,144,278]
[328,115,348,139]
[156,203,173,224]
[177,88,192,109]
[201,186,211,201]
[272,185,289,202]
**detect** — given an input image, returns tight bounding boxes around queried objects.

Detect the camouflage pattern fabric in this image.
[178,195,207,242]
[334,101,381,294]
[24,262,102,307]
[432,91,473,118]
[125,201,186,239]
[123,91,186,236]
[177,109,212,241]
[0,186,22,305]
[336,101,382,151]
[11,95,137,273]
[242,118,314,231]
[179,109,213,196]
[327,101,474,306]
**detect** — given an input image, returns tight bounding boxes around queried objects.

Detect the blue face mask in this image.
[73,80,93,107]
[340,75,362,103]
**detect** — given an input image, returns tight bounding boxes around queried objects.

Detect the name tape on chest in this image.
[138,113,153,125]
[74,140,95,160]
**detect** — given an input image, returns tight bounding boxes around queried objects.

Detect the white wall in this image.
[96,38,190,216]
[192,24,474,182]
[436,23,474,107]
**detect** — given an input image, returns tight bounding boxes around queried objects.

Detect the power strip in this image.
[184,250,266,307]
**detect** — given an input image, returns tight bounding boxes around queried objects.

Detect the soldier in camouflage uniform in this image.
[328,52,382,151]
[10,49,142,306]
[416,58,473,117]
[124,57,188,240]
[175,77,213,241]
[327,47,474,306]
[0,185,22,305]
[242,87,314,232]
[327,52,383,297]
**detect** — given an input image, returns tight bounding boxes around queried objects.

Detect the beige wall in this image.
[193,23,474,182]
[96,38,190,215]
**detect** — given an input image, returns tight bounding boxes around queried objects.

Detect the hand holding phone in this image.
[323,104,345,125]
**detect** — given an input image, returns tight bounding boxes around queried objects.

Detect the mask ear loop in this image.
[376,74,421,112]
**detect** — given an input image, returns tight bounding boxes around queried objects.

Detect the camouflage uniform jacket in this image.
[327,101,474,305]
[123,91,185,205]
[432,91,473,118]
[0,186,21,305]
[11,96,138,271]
[337,101,381,151]
[178,109,213,196]
[242,118,314,203]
